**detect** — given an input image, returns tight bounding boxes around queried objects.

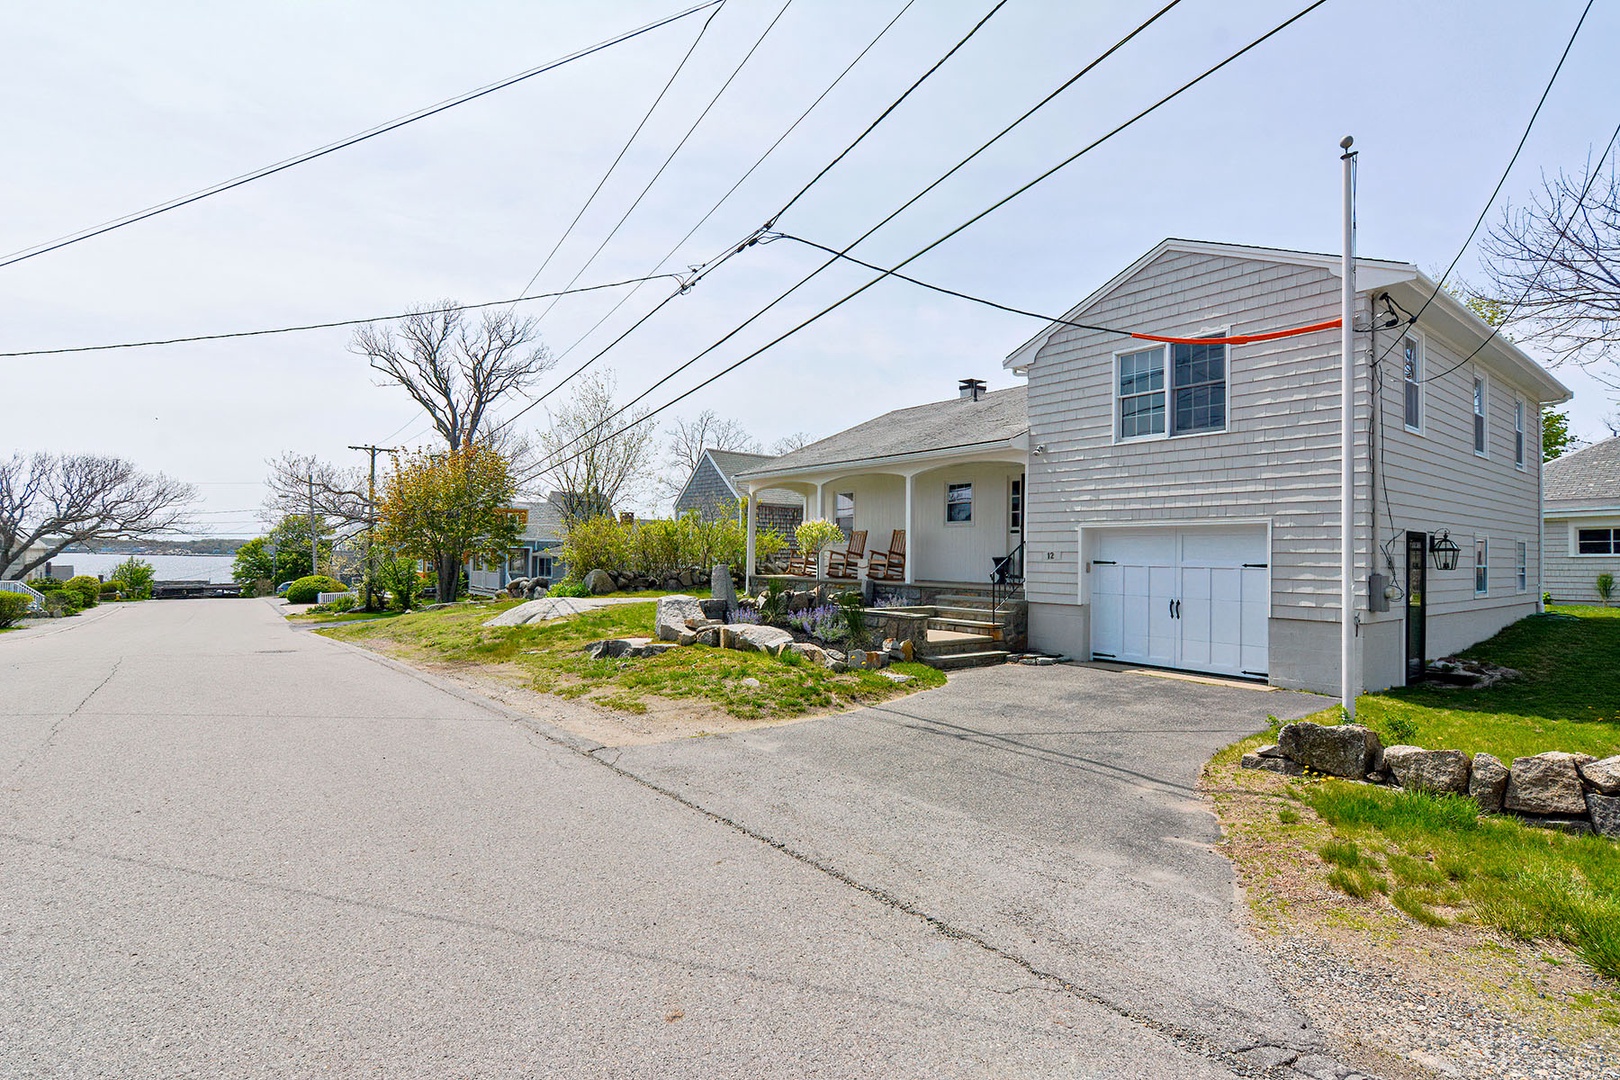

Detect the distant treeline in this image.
[64,538,249,556]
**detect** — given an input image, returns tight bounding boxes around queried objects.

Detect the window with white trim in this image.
[945,482,973,523]
[1578,528,1619,555]
[1514,399,1525,467]
[1008,476,1023,533]
[1516,540,1527,592]
[1475,538,1489,596]
[835,492,854,536]
[1473,376,1487,456]
[1116,338,1227,440]
[1402,335,1423,431]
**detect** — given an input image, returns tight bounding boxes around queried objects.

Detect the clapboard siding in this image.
[1023,249,1548,637]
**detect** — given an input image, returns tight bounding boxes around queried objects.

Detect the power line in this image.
[534,0,917,371]
[1420,120,1620,386]
[0,1,722,272]
[523,0,797,327]
[516,1,726,300]
[1373,0,1595,372]
[0,272,687,357]
[536,0,1325,478]
[534,0,1195,466]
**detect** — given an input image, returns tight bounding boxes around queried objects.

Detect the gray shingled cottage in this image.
[1543,437,1620,603]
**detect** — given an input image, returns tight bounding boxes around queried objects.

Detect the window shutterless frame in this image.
[945,482,973,524]
[1474,537,1489,596]
[1112,329,1229,443]
[1514,399,1525,468]
[1401,333,1424,433]
[1473,374,1488,457]
[1516,540,1527,592]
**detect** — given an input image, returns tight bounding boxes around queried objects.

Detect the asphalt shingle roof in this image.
[705,449,777,488]
[737,386,1027,478]
[1545,436,1620,505]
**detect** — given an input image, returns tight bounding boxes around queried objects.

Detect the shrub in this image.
[109,558,155,601]
[29,576,64,593]
[837,590,867,646]
[758,578,790,626]
[560,516,631,581]
[44,592,72,617]
[284,575,347,605]
[1598,572,1615,606]
[753,526,787,570]
[547,579,592,598]
[376,556,422,611]
[99,581,121,599]
[0,592,31,627]
[63,575,101,611]
[328,594,357,613]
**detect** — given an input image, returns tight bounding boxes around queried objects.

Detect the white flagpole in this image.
[1340,135,1358,718]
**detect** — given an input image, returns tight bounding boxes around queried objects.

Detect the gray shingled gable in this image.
[736,386,1027,478]
[1545,437,1620,505]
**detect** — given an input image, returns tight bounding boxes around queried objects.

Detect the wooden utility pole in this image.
[308,473,319,577]
[349,445,398,610]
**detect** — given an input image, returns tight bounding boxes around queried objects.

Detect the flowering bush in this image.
[787,603,845,642]
[731,605,762,624]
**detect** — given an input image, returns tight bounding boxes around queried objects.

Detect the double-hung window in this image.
[1475,538,1489,596]
[1473,376,1488,456]
[1514,399,1525,467]
[1516,541,1527,592]
[1578,528,1619,554]
[1008,476,1023,533]
[1402,336,1423,431]
[945,482,973,523]
[835,492,855,537]
[1117,338,1227,440]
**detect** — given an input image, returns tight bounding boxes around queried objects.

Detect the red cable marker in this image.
[1128,317,1341,345]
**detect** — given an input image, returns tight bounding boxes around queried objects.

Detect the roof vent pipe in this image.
[958,378,987,402]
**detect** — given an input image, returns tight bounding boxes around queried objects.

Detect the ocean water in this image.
[46,553,238,584]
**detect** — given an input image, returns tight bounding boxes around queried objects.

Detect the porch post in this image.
[903,472,915,585]
[814,481,826,578]
[745,484,757,592]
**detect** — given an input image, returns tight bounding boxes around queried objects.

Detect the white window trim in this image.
[1111,328,1231,445]
[1515,540,1528,592]
[1572,525,1620,557]
[1008,474,1023,534]
[1401,331,1425,435]
[1475,537,1489,596]
[1472,372,1489,458]
[1513,398,1526,469]
[944,481,974,526]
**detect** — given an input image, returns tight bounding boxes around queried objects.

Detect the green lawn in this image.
[321,597,944,720]
[1213,605,1620,983]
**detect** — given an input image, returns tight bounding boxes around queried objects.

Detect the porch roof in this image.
[736,386,1027,483]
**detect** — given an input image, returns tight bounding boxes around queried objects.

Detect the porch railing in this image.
[0,579,47,612]
[989,541,1025,624]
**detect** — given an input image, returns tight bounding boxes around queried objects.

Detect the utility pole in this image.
[349,445,399,611]
[1340,135,1358,719]
[308,472,319,577]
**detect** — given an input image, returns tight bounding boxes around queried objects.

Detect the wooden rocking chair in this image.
[825,530,867,579]
[784,548,813,577]
[866,528,907,582]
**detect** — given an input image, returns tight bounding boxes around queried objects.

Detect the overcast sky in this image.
[3,0,1616,535]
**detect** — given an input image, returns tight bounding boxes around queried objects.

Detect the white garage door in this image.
[1089,526,1269,680]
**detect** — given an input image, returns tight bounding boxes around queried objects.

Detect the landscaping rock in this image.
[698,598,729,622]
[783,642,829,666]
[583,569,615,595]
[1518,815,1594,836]
[882,637,914,663]
[847,649,867,669]
[1468,753,1509,812]
[1382,745,1471,794]
[1276,722,1384,779]
[1505,752,1590,816]
[710,564,738,619]
[1255,743,1286,758]
[1577,755,1620,796]
[1241,753,1304,776]
[637,642,678,657]
[1587,793,1620,840]
[878,670,914,683]
[677,631,697,646]
[720,623,793,653]
[583,637,641,660]
[655,595,704,642]
[741,677,761,689]
[694,627,721,647]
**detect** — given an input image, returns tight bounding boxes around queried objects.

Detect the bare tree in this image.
[769,431,813,455]
[656,410,761,505]
[263,452,370,533]
[0,452,195,580]
[533,371,657,519]
[1481,158,1620,377]
[351,303,554,449]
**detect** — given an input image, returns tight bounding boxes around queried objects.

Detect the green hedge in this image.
[284,575,348,605]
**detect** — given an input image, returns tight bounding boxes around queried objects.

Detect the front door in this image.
[1405,531,1427,684]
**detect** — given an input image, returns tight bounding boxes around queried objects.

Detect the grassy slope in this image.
[1211,605,1620,983]
[322,597,945,720]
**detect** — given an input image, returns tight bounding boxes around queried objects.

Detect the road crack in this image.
[7,657,123,784]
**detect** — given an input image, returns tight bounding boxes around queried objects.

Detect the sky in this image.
[2,0,1616,536]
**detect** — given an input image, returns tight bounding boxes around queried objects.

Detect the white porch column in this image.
[814,481,826,578]
[903,472,915,585]
[744,484,757,591]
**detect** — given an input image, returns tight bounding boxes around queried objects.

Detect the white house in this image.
[1009,239,1569,693]
[1543,437,1620,603]
[739,239,1570,694]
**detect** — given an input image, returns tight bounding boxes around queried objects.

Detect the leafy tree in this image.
[1543,408,1575,461]
[0,452,194,580]
[232,516,336,586]
[376,554,424,611]
[108,557,155,601]
[378,444,521,603]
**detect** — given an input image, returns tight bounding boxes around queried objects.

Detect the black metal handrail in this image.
[990,541,1025,624]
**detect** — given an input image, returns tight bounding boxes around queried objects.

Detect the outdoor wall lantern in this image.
[1429,530,1461,572]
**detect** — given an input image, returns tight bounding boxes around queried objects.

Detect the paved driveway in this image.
[607,664,1332,1066]
[1,600,1315,1078]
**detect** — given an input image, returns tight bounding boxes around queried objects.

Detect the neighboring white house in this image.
[1543,437,1620,603]
[735,381,1028,586]
[1007,238,1570,694]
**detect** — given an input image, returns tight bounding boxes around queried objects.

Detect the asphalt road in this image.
[0,599,1287,1079]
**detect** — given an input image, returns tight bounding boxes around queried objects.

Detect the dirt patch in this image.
[1206,756,1620,1077]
